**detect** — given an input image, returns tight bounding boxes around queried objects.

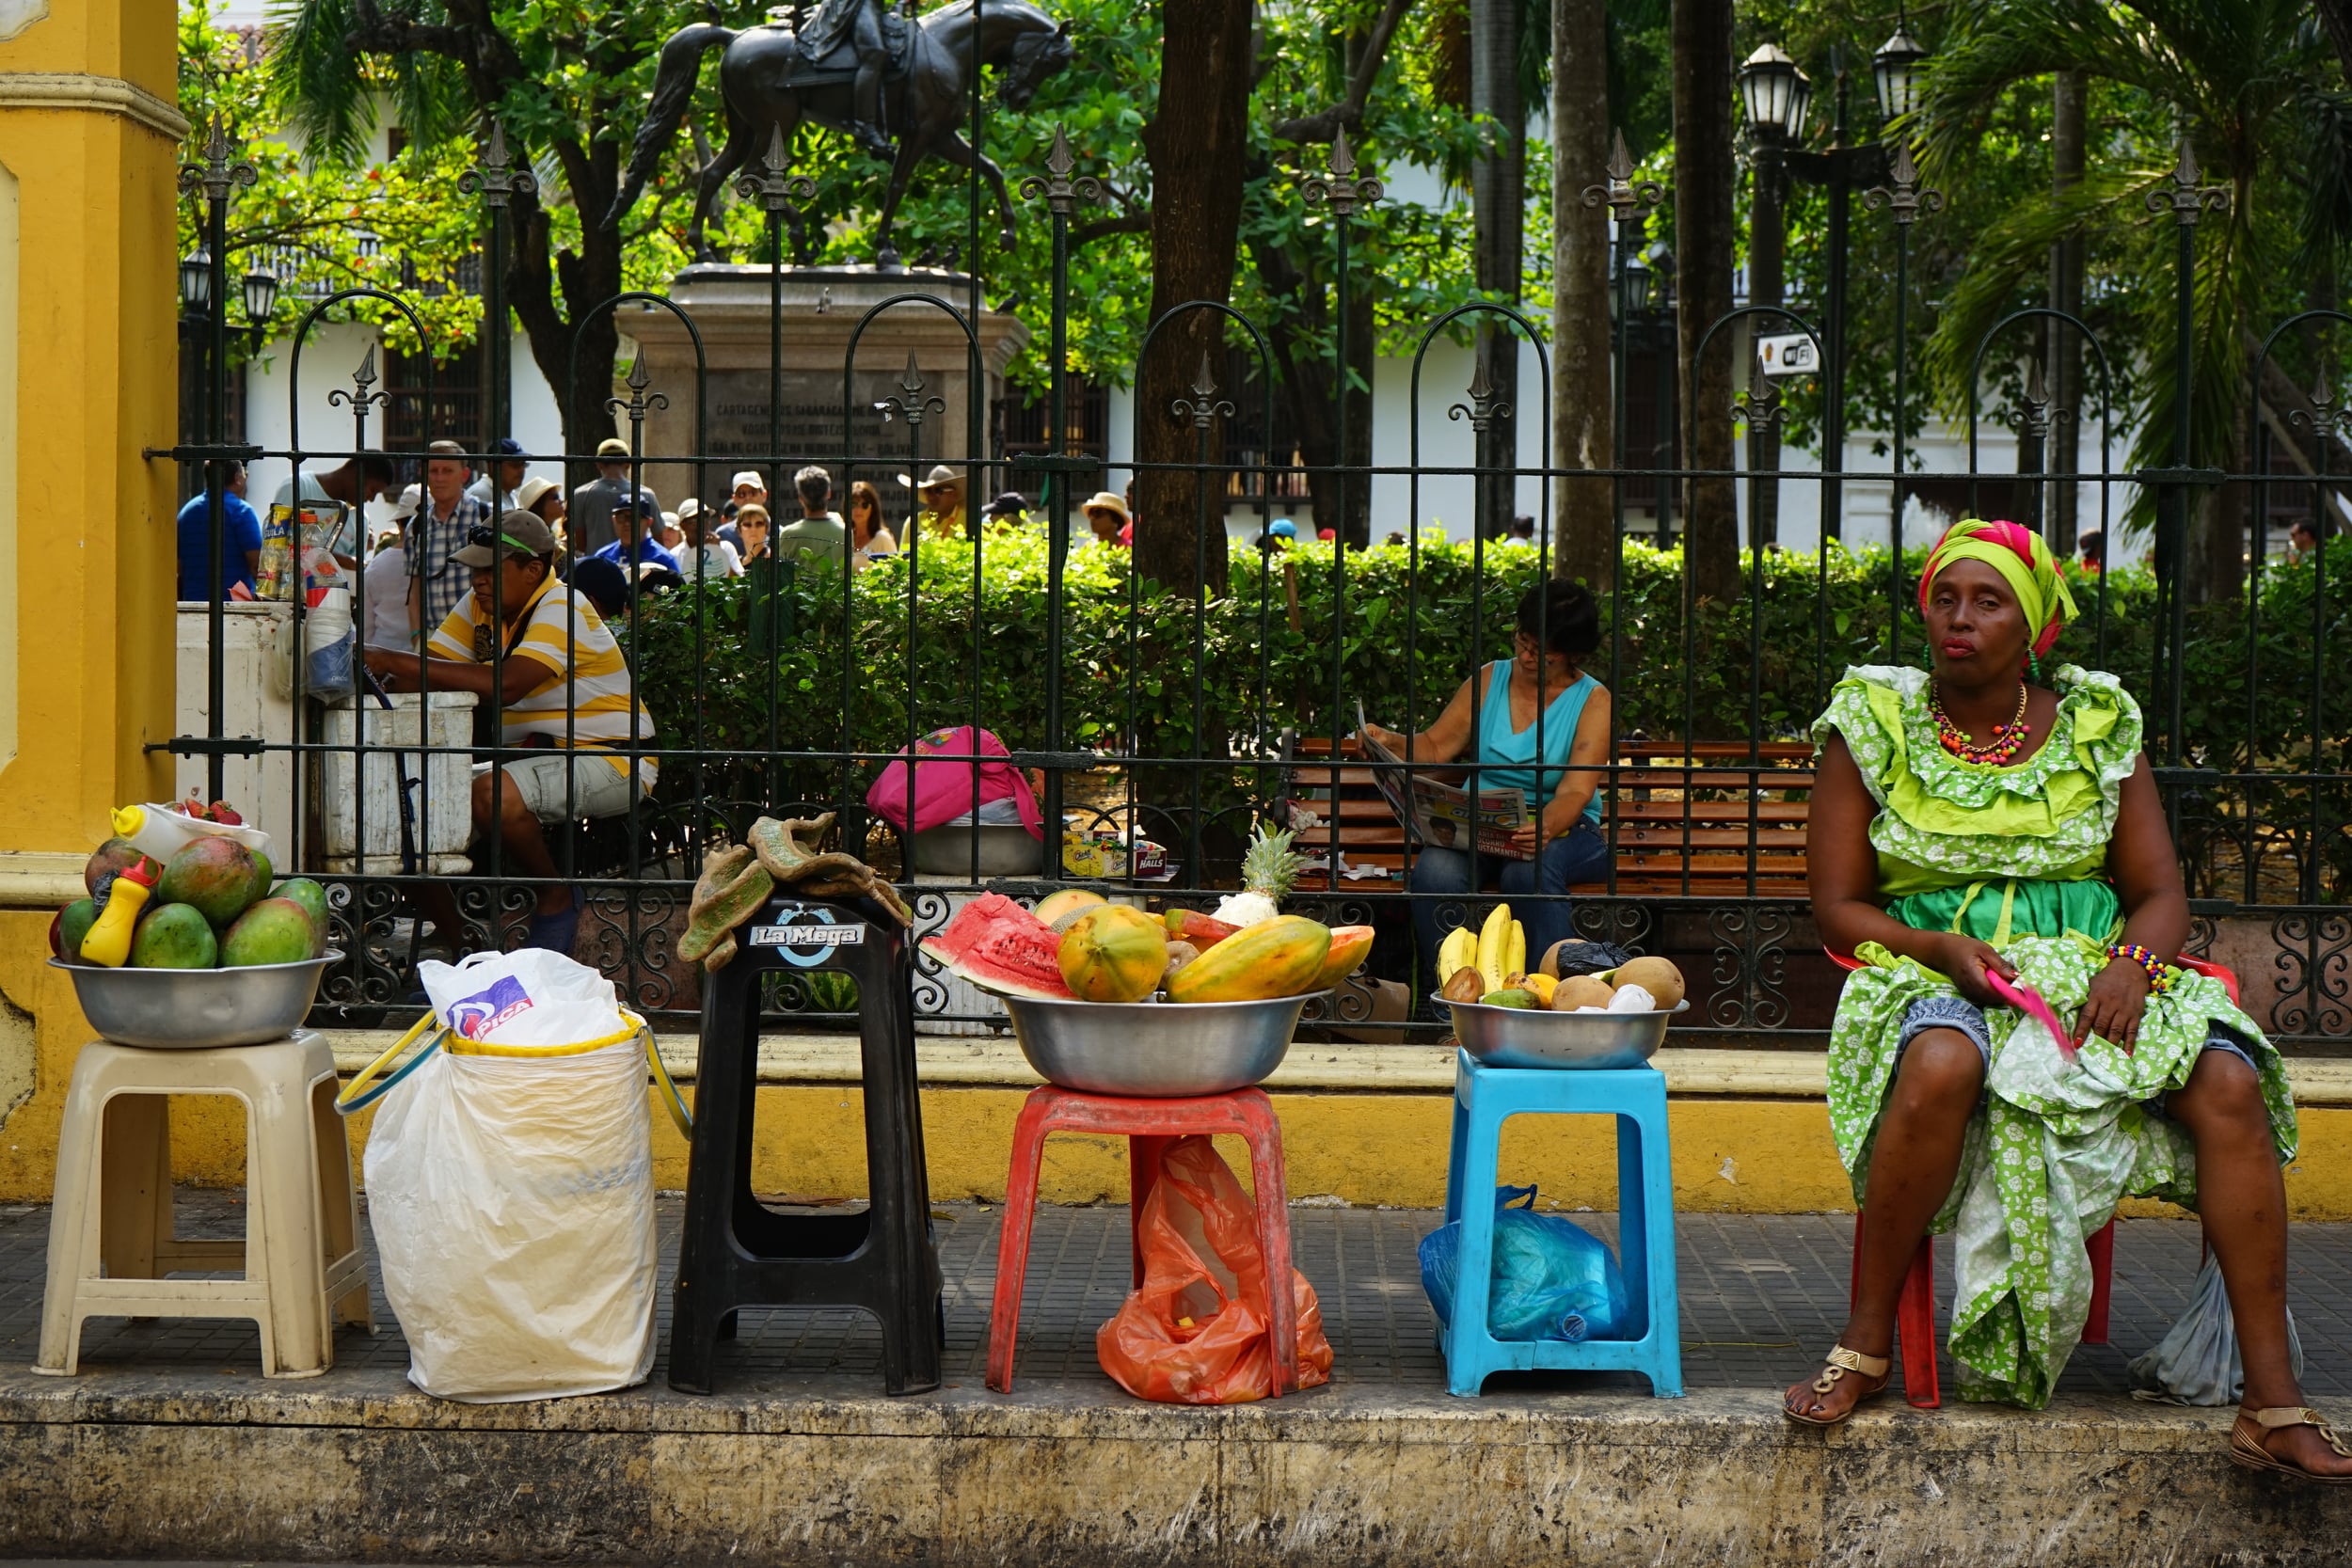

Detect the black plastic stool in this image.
[667,895,944,1395]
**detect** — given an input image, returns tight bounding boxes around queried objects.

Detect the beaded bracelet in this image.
[2106,942,2173,992]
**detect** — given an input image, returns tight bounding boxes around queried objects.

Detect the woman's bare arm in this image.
[1811,734,2014,1006]
[1362,673,1478,764]
[2074,754,2190,1050]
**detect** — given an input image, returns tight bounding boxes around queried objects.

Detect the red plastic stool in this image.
[1828,950,2242,1407]
[984,1085,1298,1395]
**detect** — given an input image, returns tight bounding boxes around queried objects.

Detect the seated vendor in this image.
[1788,517,2347,1481]
[364,511,659,955]
[1359,578,1611,989]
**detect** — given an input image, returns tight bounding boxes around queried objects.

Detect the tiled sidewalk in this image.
[3,1194,2345,1401]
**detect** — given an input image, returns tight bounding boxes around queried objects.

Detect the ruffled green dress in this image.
[1814,665,2296,1408]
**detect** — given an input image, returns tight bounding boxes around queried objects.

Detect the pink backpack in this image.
[866,725,1043,839]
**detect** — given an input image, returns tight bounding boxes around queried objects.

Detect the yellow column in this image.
[0,0,184,1188]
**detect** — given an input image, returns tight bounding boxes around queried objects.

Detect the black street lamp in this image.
[179,245,212,314]
[1737,26,1930,546]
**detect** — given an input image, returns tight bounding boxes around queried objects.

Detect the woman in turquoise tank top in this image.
[1785,519,2346,1483]
[1359,580,1612,989]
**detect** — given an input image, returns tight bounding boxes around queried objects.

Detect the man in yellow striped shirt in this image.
[364,511,656,953]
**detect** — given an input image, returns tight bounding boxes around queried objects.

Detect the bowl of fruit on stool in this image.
[49,803,341,1049]
[1432,911,1688,1070]
[921,829,1373,1097]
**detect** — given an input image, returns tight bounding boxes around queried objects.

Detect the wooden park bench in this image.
[1275,732,1816,898]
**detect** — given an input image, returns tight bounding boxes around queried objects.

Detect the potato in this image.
[1551,974,1615,1011]
[1613,956,1686,1010]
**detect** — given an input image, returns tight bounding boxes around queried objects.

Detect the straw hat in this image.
[914,464,961,496]
[515,475,561,515]
[1082,490,1129,523]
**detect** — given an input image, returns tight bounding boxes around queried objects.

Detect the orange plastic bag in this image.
[1095,1135,1334,1403]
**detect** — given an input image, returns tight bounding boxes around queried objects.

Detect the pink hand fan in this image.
[1979,965,2078,1062]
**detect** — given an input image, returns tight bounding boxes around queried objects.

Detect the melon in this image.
[1056,904,1168,1003]
[1034,888,1106,930]
[921,893,1075,1000]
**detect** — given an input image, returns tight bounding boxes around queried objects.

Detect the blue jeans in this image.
[1409,824,1611,990]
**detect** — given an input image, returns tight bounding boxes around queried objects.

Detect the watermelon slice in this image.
[920,893,1076,1001]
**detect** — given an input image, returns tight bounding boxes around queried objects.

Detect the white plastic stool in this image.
[35,1030,372,1378]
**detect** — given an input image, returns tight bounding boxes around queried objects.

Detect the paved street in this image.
[3,1194,2346,1401]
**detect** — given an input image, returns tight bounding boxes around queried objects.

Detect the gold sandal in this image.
[2230,1406,2352,1484]
[1783,1345,1893,1428]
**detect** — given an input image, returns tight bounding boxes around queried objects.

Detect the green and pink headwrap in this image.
[1918,517,2079,661]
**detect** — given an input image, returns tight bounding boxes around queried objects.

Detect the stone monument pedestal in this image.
[621,265,1030,526]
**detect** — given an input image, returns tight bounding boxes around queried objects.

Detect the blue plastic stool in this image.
[1438,1050,1683,1397]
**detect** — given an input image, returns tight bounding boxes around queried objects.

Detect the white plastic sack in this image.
[2128,1252,2305,1407]
[365,950,657,1402]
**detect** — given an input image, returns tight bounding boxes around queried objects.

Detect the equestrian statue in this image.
[609,0,1074,270]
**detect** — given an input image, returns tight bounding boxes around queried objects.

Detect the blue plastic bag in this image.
[1420,1186,1629,1342]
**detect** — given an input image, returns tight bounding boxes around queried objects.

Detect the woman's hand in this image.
[1507,821,1545,857]
[1931,933,2016,1009]
[2074,958,2152,1053]
[1358,722,1406,754]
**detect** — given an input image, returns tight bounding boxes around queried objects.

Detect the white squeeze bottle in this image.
[110,802,275,864]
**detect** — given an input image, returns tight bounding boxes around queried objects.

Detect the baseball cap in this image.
[612,487,658,517]
[731,469,765,491]
[451,509,559,567]
[388,483,421,522]
[490,436,527,457]
[984,491,1028,517]
[1268,518,1297,538]
[596,437,631,459]
[677,497,705,520]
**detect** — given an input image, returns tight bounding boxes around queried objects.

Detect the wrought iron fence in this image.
[165,106,2350,1050]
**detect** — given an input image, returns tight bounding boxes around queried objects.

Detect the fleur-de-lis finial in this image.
[2143,137,2230,227]
[328,342,390,418]
[1579,129,1664,229]
[1169,351,1235,431]
[1864,139,1944,225]
[605,352,668,427]
[1018,123,1105,215]
[737,123,818,212]
[178,115,256,203]
[1448,357,1515,435]
[459,118,539,209]
[876,352,945,427]
[1302,128,1384,218]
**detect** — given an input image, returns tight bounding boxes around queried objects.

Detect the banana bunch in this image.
[1438,904,1526,992]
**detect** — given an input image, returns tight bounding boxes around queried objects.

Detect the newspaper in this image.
[1352,699,1532,860]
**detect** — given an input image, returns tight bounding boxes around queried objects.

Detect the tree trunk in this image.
[1549,0,1613,586]
[1670,0,1739,604]
[1249,236,1374,546]
[1470,0,1524,545]
[2191,403,2249,605]
[2047,69,2086,553]
[1136,0,1257,597]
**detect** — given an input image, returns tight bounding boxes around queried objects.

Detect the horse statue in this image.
[609,0,1073,270]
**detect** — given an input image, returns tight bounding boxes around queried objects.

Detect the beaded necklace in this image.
[1930,678,2031,766]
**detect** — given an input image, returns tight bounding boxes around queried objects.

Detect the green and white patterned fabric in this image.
[1813,665,2297,1408]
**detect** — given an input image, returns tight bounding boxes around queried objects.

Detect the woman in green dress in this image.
[1784,517,2350,1482]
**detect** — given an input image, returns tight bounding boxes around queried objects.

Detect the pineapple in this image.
[1212,824,1304,928]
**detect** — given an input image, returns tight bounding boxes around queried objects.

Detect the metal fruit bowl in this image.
[1436,993,1689,1070]
[1000,990,1326,1097]
[52,952,342,1049]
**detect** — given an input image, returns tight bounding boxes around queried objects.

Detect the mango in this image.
[55,897,98,960]
[86,838,160,898]
[158,837,270,929]
[221,897,321,966]
[1479,988,1539,1009]
[273,877,330,932]
[130,902,219,969]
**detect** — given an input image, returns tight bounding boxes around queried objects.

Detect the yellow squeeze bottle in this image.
[79,863,157,968]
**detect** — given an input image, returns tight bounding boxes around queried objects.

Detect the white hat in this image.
[389,483,421,521]
[730,470,765,491]
[678,497,705,520]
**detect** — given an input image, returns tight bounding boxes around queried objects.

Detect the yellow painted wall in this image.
[0,0,182,860]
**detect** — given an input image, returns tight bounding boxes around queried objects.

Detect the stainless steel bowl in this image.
[1000,990,1323,1097]
[52,952,342,1049]
[909,823,1044,877]
[1438,993,1688,1069]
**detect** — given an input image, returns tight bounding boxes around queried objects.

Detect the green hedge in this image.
[624,535,2349,894]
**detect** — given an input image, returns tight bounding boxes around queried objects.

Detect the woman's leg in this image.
[1501,826,1609,969]
[1408,847,1479,991]
[1784,1026,1983,1421]
[2168,1050,2352,1476]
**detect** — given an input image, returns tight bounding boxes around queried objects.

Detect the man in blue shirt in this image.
[589,491,681,576]
[175,462,263,602]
